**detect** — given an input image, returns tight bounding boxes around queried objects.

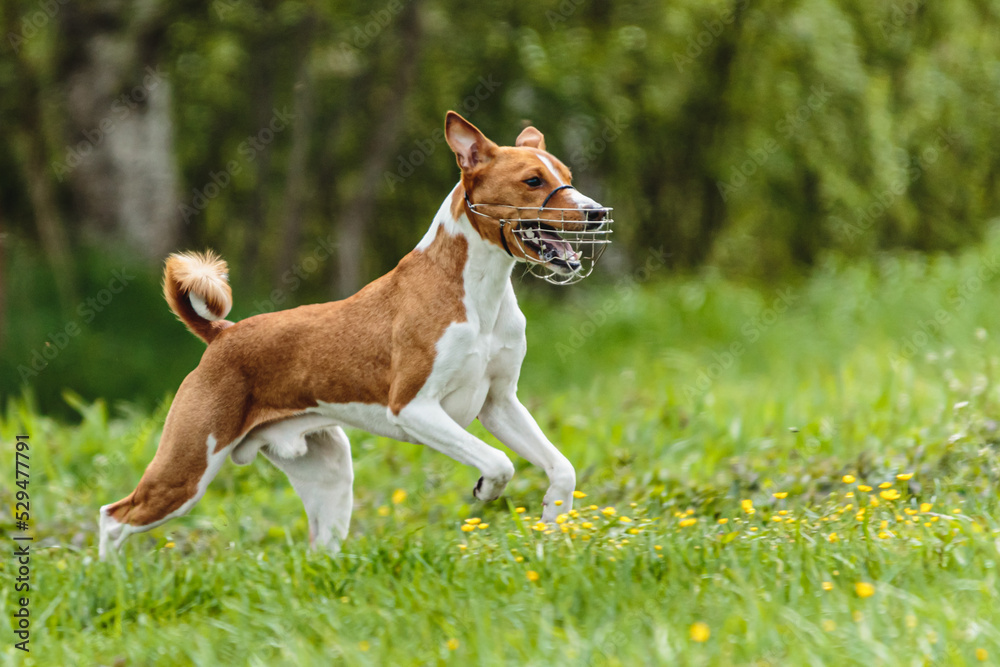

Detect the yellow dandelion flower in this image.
[822,619,836,632]
[771,516,783,523]
[878,531,890,539]
[904,508,917,515]
[554,500,563,506]
[855,582,875,598]
[920,502,933,513]
[620,516,633,523]
[828,532,839,543]
[458,544,467,551]
[515,555,523,562]
[976,648,988,661]
[952,508,962,514]
[556,514,569,524]
[359,641,370,652]
[601,506,617,516]
[741,499,754,512]
[880,489,901,501]
[628,528,640,535]
[526,570,540,582]
[446,639,459,651]
[377,505,390,517]
[822,581,833,591]
[654,545,663,551]
[845,492,854,498]
[773,492,788,499]
[391,488,407,504]
[581,522,593,529]
[750,527,758,532]
[532,522,546,531]
[717,518,729,525]
[869,498,880,508]
[478,523,489,530]
[897,473,913,481]
[461,524,476,532]
[573,490,587,499]
[588,504,599,510]
[679,518,697,528]
[778,510,788,516]
[165,542,175,549]
[878,482,892,489]
[689,622,711,642]
[465,517,482,525]
[858,485,872,492]
[515,507,526,514]
[842,474,856,484]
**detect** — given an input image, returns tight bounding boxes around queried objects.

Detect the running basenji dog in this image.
[98,111,613,559]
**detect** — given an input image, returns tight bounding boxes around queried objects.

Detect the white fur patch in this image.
[537,154,566,186]
[189,292,219,321]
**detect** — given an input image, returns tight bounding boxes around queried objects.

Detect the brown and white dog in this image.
[98,111,612,559]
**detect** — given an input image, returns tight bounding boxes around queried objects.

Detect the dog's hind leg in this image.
[261,426,353,553]
[99,399,234,561]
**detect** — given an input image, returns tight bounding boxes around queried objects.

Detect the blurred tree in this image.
[56,0,183,262]
[4,0,1000,411]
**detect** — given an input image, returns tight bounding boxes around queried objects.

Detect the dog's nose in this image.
[583,205,607,229]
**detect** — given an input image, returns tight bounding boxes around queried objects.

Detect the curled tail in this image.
[163,251,234,344]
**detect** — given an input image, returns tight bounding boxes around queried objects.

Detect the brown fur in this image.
[444,112,584,263]
[164,252,234,344]
[108,111,571,531]
[106,226,468,525]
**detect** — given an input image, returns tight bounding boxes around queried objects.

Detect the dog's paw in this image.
[473,475,507,502]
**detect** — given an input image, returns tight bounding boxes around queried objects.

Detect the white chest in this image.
[423,287,527,427]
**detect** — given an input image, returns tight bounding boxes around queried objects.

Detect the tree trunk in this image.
[273,20,317,287]
[12,53,75,308]
[240,41,277,294]
[57,1,181,262]
[333,2,423,298]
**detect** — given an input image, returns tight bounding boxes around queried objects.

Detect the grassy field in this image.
[5,235,1000,665]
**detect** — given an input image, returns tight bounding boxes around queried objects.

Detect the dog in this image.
[98,111,613,559]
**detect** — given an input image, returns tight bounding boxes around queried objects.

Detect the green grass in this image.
[6,232,1000,665]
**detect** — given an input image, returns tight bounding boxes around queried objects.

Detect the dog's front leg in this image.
[393,401,515,502]
[479,390,576,522]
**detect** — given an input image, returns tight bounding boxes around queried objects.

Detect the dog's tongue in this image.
[539,230,579,263]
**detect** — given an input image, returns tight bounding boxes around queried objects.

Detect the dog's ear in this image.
[445,111,497,171]
[515,126,545,151]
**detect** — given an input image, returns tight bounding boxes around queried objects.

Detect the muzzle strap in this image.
[466,192,514,257]
[541,184,575,209]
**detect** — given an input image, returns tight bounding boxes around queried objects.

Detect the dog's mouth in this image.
[517,223,581,274]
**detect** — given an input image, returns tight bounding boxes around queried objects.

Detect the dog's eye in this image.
[524,176,543,188]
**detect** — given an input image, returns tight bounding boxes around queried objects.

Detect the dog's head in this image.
[445,111,613,284]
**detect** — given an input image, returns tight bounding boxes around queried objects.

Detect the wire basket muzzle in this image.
[507,207,614,285]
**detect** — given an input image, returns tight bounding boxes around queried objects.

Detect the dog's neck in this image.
[415,182,516,323]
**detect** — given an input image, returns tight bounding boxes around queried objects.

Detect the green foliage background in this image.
[2,0,1000,407]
